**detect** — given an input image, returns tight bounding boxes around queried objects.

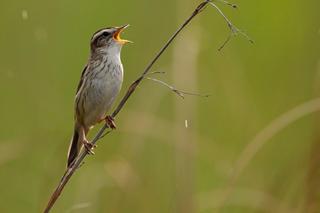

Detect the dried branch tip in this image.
[145,77,210,99]
[213,0,238,9]
[208,1,253,51]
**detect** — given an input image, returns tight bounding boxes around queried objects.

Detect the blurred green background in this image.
[1,0,320,212]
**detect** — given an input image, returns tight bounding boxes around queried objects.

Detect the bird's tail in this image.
[67,128,81,168]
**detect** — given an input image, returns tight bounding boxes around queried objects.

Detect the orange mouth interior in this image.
[113,26,131,44]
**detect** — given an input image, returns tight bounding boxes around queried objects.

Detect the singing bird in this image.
[67,25,130,167]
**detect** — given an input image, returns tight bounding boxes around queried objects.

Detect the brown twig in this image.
[143,71,209,98]
[145,77,210,99]
[44,0,249,212]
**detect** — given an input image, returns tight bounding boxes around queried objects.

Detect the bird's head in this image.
[90,24,131,54]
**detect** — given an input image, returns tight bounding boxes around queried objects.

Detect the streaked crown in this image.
[90,25,130,50]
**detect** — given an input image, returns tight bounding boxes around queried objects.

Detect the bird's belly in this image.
[82,68,123,127]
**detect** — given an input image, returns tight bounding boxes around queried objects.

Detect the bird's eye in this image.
[102,32,110,37]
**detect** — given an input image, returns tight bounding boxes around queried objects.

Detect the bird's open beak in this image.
[113,24,132,44]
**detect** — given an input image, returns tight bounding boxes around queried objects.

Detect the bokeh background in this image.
[1,0,320,212]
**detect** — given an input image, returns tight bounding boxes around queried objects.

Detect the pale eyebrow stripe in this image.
[91,29,111,41]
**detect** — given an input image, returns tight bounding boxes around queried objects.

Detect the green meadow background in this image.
[1,0,320,212]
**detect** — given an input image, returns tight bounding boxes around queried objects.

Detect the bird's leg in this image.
[104,115,117,129]
[79,126,96,155]
[83,140,96,155]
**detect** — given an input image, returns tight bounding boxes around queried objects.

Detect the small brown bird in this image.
[67,25,130,167]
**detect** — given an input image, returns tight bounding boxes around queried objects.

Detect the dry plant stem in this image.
[44,1,212,212]
[44,0,251,211]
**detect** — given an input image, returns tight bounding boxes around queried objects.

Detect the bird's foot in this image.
[82,140,96,155]
[105,115,116,129]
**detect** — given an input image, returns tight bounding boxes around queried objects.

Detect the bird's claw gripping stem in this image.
[105,115,116,129]
[82,140,96,155]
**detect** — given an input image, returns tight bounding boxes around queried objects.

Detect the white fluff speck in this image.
[185,120,188,128]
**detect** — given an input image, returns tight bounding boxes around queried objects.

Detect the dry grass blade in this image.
[218,98,320,210]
